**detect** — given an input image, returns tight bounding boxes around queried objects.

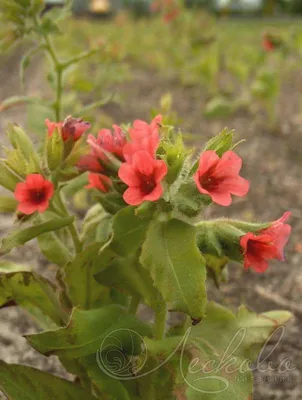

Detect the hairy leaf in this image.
[63,243,111,309]
[0,267,66,327]
[140,219,207,321]
[0,216,74,255]
[26,305,151,358]
[0,361,97,400]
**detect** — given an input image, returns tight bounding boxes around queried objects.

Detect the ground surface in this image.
[0,31,302,399]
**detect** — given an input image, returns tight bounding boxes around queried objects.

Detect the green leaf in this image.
[0,160,21,191]
[0,95,50,112]
[185,303,292,400]
[98,192,126,215]
[6,123,41,172]
[38,232,73,267]
[0,360,97,400]
[173,181,211,217]
[0,216,74,255]
[81,354,132,400]
[81,204,112,244]
[38,17,61,36]
[142,302,292,400]
[63,243,111,309]
[110,207,151,257]
[0,196,18,212]
[203,128,234,157]
[0,267,66,327]
[95,256,160,308]
[140,219,207,321]
[26,305,151,358]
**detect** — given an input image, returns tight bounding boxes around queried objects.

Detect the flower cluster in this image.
[11,114,291,275]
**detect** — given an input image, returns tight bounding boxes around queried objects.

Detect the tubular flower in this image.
[123,115,162,162]
[194,150,249,206]
[118,150,167,206]
[240,212,292,273]
[14,174,54,215]
[86,173,112,193]
[87,124,126,161]
[45,119,62,137]
[46,116,91,142]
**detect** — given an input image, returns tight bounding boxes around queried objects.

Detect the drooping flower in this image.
[123,115,162,163]
[240,212,292,273]
[14,174,54,215]
[86,173,112,193]
[194,150,249,206]
[87,125,126,161]
[118,150,167,206]
[45,116,91,142]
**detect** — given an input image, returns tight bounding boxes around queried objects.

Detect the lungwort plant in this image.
[0,115,293,399]
[0,1,293,400]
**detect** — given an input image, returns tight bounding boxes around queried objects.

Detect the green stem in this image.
[54,67,63,121]
[154,304,167,340]
[128,295,140,315]
[33,14,63,121]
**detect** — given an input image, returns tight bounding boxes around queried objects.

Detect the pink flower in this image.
[123,115,162,162]
[14,174,54,215]
[87,124,126,161]
[118,150,167,206]
[86,173,112,193]
[194,150,249,206]
[240,212,292,273]
[45,116,91,142]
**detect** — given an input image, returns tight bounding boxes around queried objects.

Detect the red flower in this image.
[88,124,126,161]
[86,173,112,193]
[163,8,180,23]
[77,154,103,173]
[194,150,249,206]
[118,150,167,206]
[46,116,91,142]
[45,119,62,137]
[240,212,292,273]
[262,35,274,52]
[123,115,162,163]
[14,174,54,215]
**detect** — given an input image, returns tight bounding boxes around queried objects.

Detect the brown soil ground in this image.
[0,47,302,400]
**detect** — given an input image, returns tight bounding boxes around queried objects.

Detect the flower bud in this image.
[46,127,64,171]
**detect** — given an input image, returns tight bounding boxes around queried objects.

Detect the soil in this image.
[0,46,302,400]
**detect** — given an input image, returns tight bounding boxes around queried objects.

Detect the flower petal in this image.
[123,187,144,206]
